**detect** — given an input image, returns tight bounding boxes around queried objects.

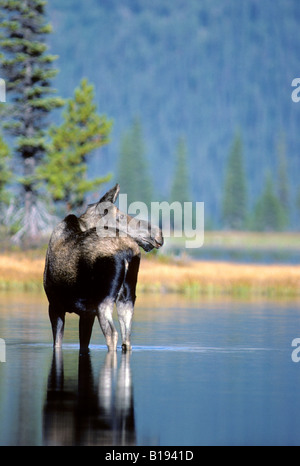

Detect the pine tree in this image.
[296,188,300,230]
[0,132,20,237]
[170,136,190,204]
[117,118,152,207]
[118,125,137,203]
[0,132,12,238]
[252,172,286,231]
[0,132,11,206]
[277,134,289,227]
[222,132,247,230]
[38,78,113,212]
[169,136,190,230]
[0,0,64,241]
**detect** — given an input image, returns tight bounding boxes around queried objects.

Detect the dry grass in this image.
[0,251,45,291]
[0,250,299,297]
[138,259,300,297]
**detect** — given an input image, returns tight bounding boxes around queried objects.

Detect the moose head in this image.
[79,183,164,252]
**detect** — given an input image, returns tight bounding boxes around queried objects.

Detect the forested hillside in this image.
[47,0,300,228]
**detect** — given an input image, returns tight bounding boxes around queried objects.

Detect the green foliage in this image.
[46,0,300,228]
[251,172,286,232]
[222,132,247,230]
[117,117,152,206]
[277,135,289,224]
[169,136,190,230]
[170,137,190,204]
[296,188,300,216]
[0,132,11,205]
[1,0,299,235]
[38,78,113,211]
[0,0,64,241]
[0,0,64,165]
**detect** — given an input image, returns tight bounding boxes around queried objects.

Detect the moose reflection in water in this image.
[44,184,163,353]
[43,350,136,446]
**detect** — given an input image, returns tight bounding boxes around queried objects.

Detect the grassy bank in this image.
[138,259,300,297]
[0,250,45,292]
[0,247,300,297]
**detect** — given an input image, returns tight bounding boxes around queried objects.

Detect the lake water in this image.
[1,292,300,446]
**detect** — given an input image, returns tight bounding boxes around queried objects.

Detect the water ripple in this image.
[14,342,279,354]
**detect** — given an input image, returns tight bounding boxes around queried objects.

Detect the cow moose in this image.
[43,184,163,353]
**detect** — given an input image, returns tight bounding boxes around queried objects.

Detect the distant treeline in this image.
[48,0,300,229]
[117,120,292,232]
[1,0,300,247]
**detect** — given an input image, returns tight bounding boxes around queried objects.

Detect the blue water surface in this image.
[0,293,300,446]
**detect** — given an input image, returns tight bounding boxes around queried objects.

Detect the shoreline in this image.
[138,259,300,297]
[0,251,299,297]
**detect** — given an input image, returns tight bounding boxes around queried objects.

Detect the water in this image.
[169,245,300,264]
[1,292,300,446]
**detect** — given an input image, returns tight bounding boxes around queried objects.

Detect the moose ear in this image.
[99,183,120,204]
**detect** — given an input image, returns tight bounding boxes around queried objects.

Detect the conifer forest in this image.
[1,0,300,241]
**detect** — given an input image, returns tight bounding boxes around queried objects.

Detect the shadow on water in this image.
[43,350,136,446]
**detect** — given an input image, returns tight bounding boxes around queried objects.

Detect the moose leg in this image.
[79,312,96,354]
[117,256,140,352]
[117,302,134,352]
[97,298,118,351]
[49,304,65,348]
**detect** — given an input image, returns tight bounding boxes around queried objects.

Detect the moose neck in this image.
[78,207,99,231]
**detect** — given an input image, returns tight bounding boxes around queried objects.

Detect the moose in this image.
[44,184,163,353]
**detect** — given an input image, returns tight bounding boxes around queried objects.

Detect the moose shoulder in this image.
[44,184,163,353]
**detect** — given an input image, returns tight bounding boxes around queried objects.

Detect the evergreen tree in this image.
[252,172,286,231]
[0,133,20,237]
[170,136,190,204]
[38,78,113,212]
[0,132,11,206]
[169,136,190,230]
[118,125,137,203]
[277,135,289,227]
[222,132,247,230]
[296,188,300,230]
[0,0,64,241]
[117,118,152,207]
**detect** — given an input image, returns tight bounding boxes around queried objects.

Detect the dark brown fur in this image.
[44,184,163,353]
